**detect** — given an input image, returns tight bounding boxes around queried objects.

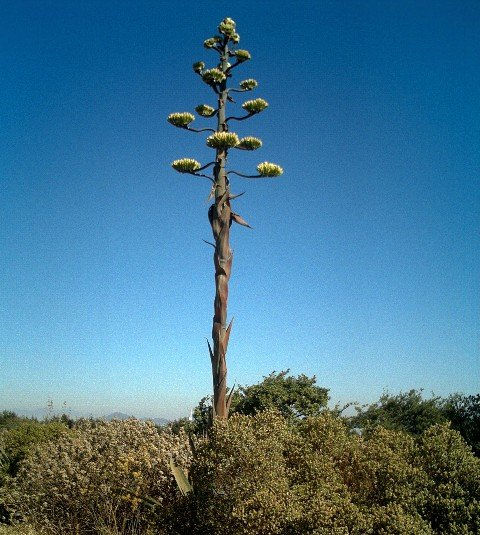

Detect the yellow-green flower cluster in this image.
[206,131,240,149]
[231,33,240,43]
[195,104,216,117]
[218,17,236,38]
[204,36,220,49]
[240,79,258,91]
[242,98,268,114]
[238,136,262,150]
[193,61,205,73]
[257,161,283,177]
[235,49,251,62]
[202,68,226,84]
[172,158,201,173]
[167,112,195,128]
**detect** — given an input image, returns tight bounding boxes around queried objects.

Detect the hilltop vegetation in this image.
[1,374,479,534]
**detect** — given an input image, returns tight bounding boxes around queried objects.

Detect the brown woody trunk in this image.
[208,41,232,419]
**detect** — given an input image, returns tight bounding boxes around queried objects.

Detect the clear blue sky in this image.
[1,0,479,419]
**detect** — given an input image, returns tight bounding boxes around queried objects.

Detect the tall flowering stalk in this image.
[168,17,283,419]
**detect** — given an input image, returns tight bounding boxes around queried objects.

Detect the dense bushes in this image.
[351,390,480,456]
[7,419,191,535]
[3,411,480,534]
[0,415,70,524]
[190,411,299,534]
[187,411,479,534]
[0,419,67,481]
[177,374,480,458]
[442,394,480,457]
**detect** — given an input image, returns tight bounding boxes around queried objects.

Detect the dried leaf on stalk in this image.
[169,458,192,496]
[223,318,234,353]
[231,212,252,228]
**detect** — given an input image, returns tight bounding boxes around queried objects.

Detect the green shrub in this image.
[416,423,480,534]
[442,394,480,456]
[342,427,427,509]
[350,390,447,436]
[0,420,68,479]
[187,411,480,535]
[176,371,330,436]
[190,410,300,535]
[0,418,69,524]
[8,419,191,535]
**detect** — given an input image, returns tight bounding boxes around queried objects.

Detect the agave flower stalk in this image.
[168,17,283,420]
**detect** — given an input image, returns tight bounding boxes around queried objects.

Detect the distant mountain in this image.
[103,412,134,421]
[150,417,170,426]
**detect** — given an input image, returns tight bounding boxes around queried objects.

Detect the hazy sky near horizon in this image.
[1,0,479,419]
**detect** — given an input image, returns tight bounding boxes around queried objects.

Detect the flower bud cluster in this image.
[257,162,284,177]
[238,137,262,150]
[172,158,201,173]
[193,61,205,73]
[206,131,240,149]
[218,17,236,38]
[235,49,251,62]
[204,36,221,49]
[167,112,195,127]
[240,79,258,91]
[242,98,268,114]
[195,104,216,117]
[202,68,226,84]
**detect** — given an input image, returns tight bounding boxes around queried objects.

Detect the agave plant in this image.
[167,17,283,420]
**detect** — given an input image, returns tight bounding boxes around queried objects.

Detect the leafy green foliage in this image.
[417,423,480,534]
[0,412,20,431]
[0,525,38,535]
[350,390,480,456]
[234,370,329,418]
[442,394,480,456]
[189,411,298,534]
[0,414,70,524]
[350,389,448,435]
[175,371,330,436]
